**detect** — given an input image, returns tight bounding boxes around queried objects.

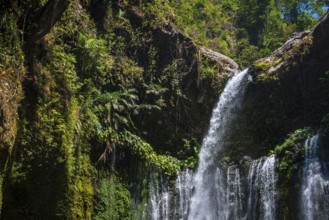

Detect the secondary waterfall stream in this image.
[244,155,277,220]
[175,170,194,220]
[301,135,329,220]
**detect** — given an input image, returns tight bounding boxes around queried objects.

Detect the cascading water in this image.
[215,167,243,220]
[244,156,277,220]
[146,69,279,220]
[146,157,278,220]
[188,69,249,220]
[148,169,193,220]
[175,170,194,220]
[261,156,277,220]
[149,172,170,220]
[301,135,329,220]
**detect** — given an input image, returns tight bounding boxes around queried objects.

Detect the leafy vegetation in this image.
[171,0,328,67]
[271,128,313,218]
[94,175,131,220]
[0,0,328,218]
[0,0,221,217]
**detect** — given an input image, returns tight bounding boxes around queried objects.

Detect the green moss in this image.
[0,9,24,216]
[252,58,282,82]
[0,0,233,218]
[272,128,313,219]
[256,73,279,82]
[271,128,312,156]
[1,5,97,217]
[200,55,229,94]
[299,36,313,56]
[252,35,313,84]
[253,60,273,72]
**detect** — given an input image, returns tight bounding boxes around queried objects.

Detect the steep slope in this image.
[222,11,329,219]
[1,1,328,219]
[245,11,329,157]
[0,1,237,219]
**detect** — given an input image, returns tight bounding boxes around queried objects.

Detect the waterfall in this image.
[148,169,193,220]
[244,159,262,220]
[175,170,194,220]
[149,172,170,220]
[244,156,277,220]
[146,69,279,220]
[188,69,249,220]
[301,135,329,220]
[186,155,277,220]
[146,156,278,220]
[216,167,243,220]
[261,155,277,220]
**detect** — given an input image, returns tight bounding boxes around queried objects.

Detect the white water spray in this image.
[188,69,249,220]
[147,69,278,220]
[301,135,329,220]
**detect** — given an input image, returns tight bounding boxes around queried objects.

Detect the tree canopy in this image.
[171,0,329,67]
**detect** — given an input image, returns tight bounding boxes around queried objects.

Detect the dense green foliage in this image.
[172,0,328,67]
[271,125,329,218]
[0,0,329,219]
[270,128,312,218]
[94,175,131,220]
[0,0,224,218]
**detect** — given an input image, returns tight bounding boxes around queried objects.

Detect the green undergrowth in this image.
[120,131,181,175]
[0,0,234,218]
[171,0,326,68]
[1,1,329,218]
[94,174,131,220]
[272,128,313,218]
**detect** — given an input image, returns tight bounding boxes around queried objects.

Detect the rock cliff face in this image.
[1,0,328,219]
[253,12,329,79]
[221,12,329,219]
[109,4,239,155]
[223,12,329,160]
[0,1,237,219]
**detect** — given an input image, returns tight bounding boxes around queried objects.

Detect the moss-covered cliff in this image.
[1,0,329,219]
[221,12,329,219]
[221,12,329,161]
[0,0,237,219]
